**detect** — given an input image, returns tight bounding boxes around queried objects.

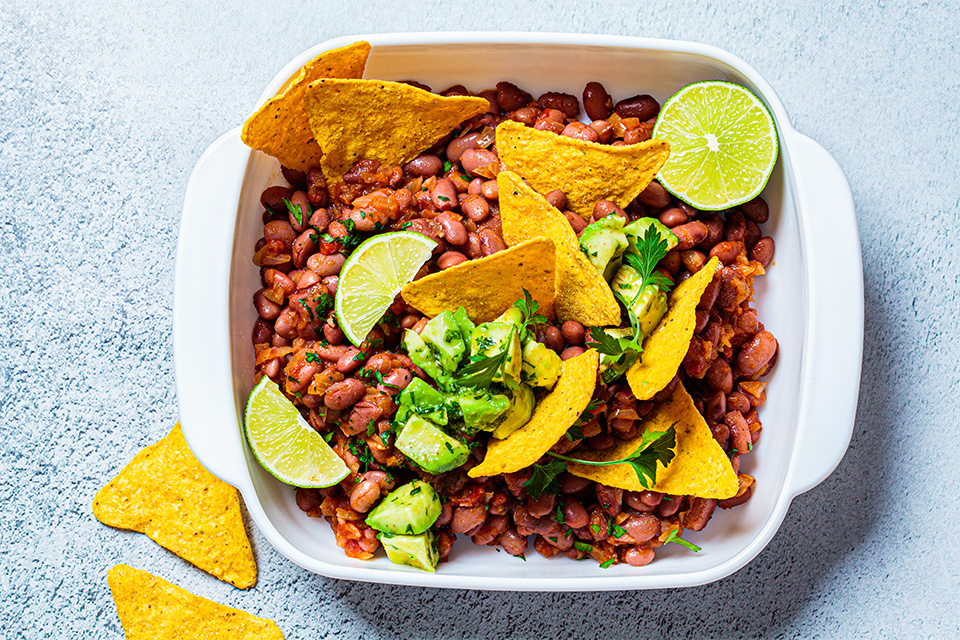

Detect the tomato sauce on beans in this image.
[250,78,777,567]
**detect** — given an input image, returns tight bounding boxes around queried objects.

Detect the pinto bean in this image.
[274,307,299,339]
[404,153,443,177]
[498,526,528,556]
[263,220,297,249]
[291,229,317,268]
[308,208,331,233]
[623,546,656,567]
[349,480,381,513]
[706,358,734,394]
[737,330,778,377]
[561,121,599,142]
[431,178,458,211]
[343,399,383,435]
[438,214,468,246]
[323,321,345,345]
[592,200,627,222]
[726,410,753,455]
[681,250,706,273]
[562,501,589,529]
[543,326,564,353]
[461,194,490,222]
[561,346,585,361]
[460,148,498,176]
[657,495,681,517]
[596,485,622,517]
[477,228,506,256]
[307,252,345,277]
[336,347,365,373]
[582,81,613,120]
[451,505,487,534]
[473,514,509,546]
[324,378,365,410]
[684,497,717,531]
[673,221,709,251]
[563,210,589,234]
[378,367,412,397]
[622,514,660,542]
[253,289,282,320]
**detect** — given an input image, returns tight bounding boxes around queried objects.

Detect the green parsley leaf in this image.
[511,287,547,331]
[625,225,674,294]
[585,326,641,359]
[662,528,702,552]
[457,350,508,388]
[522,459,567,499]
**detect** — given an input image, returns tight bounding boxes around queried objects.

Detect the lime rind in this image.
[652,81,779,211]
[244,376,349,488]
[335,231,436,346]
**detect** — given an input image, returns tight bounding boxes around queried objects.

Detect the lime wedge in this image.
[335,231,436,346]
[244,376,349,488]
[652,81,778,211]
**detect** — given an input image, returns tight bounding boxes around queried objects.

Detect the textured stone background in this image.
[2,1,959,638]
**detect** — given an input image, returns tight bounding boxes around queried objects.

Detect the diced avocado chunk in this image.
[366,480,442,535]
[598,328,637,383]
[611,264,669,337]
[457,389,510,432]
[579,214,628,281]
[623,217,678,253]
[452,307,476,349]
[468,322,522,384]
[395,414,469,474]
[403,330,452,389]
[395,377,448,426]
[495,305,524,328]
[379,531,439,572]
[491,383,536,439]
[521,340,562,389]
[420,311,466,372]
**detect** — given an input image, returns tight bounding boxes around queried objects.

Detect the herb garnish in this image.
[585,325,642,360]
[283,198,309,226]
[511,287,547,334]
[457,327,516,388]
[625,225,675,295]
[442,160,453,173]
[599,558,616,569]
[565,397,603,441]
[662,528,702,552]
[522,459,566,498]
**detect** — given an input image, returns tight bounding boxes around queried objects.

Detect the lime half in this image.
[244,376,349,488]
[335,231,436,346]
[652,81,778,211]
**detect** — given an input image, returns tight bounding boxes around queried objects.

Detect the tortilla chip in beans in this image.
[497,171,620,326]
[241,41,371,172]
[304,79,488,182]
[627,257,720,401]
[108,565,284,640]
[468,349,599,477]
[567,382,737,499]
[93,424,257,589]
[401,238,556,322]
[495,120,671,220]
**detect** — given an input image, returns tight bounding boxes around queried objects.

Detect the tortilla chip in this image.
[108,565,283,640]
[627,257,720,400]
[304,79,488,182]
[497,171,620,326]
[241,41,371,172]
[93,424,256,589]
[567,382,737,499]
[469,349,599,477]
[496,120,671,219]
[401,238,556,322]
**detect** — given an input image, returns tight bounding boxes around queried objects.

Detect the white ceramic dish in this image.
[173,32,862,591]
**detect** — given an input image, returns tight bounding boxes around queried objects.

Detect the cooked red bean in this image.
[336,347,364,373]
[252,318,273,344]
[305,168,329,207]
[751,237,775,267]
[404,153,443,177]
[307,252,345,277]
[582,81,613,120]
[563,210,589,234]
[451,505,487,534]
[460,148,498,176]
[726,410,752,455]
[562,501,589,529]
[659,207,688,227]
[291,229,317,268]
[561,320,586,345]
[709,240,741,265]
[323,322,344,345]
[497,81,532,111]
[638,181,671,208]
[378,367,412,397]
[296,270,320,290]
[349,480,381,513]
[287,191,311,232]
[589,120,613,143]
[623,546,656,566]
[657,496,681,517]
[684,497,717,531]
[477,228,506,256]
[739,196,769,223]
[262,358,280,379]
[253,289,282,320]
[727,391,750,413]
[673,221,709,251]
[744,218,762,248]
[431,178,458,211]
[263,220,297,248]
[538,91,580,117]
[308,208,331,233]
[706,358,734,394]
[438,215,468,246]
[561,121,599,142]
[561,346,585,360]
[738,330,778,377]
[543,326,564,353]
[273,307,298,339]
[596,485,622,516]
[437,251,468,270]
[498,527,528,556]
[614,94,660,120]
[324,378,365,410]
[480,179,499,200]
[527,493,556,518]
[559,472,592,495]
[473,514,509,546]
[700,214,724,250]
[461,194,490,222]
[261,185,293,212]
[622,514,659,542]
[592,199,626,222]
[681,249,706,273]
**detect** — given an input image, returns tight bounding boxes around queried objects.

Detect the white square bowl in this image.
[173,32,862,590]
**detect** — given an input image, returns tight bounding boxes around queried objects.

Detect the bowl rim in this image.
[174,31,862,591]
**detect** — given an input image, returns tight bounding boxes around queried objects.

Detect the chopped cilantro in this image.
[522,459,566,499]
[599,558,615,569]
[663,528,702,552]
[574,541,593,553]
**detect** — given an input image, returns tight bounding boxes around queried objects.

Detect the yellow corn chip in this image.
[304,79,488,182]
[497,171,620,326]
[627,257,720,400]
[496,120,671,219]
[401,238,556,322]
[108,565,283,640]
[567,382,737,499]
[93,424,256,589]
[469,349,599,477]
[241,41,371,172]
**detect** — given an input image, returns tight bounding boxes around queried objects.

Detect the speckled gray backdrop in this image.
[2,1,958,638]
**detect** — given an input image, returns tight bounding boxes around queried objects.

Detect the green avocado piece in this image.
[457,389,510,431]
[611,264,669,337]
[579,214,628,281]
[521,340,562,389]
[452,307,476,349]
[495,305,524,328]
[623,217,678,253]
[395,377,448,426]
[379,531,439,572]
[395,414,469,474]
[366,480,442,535]
[597,327,638,383]
[420,311,466,372]
[468,322,522,384]
[403,330,452,390]
[491,383,536,439]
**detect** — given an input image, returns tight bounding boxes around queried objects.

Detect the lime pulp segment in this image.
[335,231,436,346]
[244,376,349,488]
[652,81,778,211]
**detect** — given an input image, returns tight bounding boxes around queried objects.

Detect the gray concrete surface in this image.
[2,1,959,638]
